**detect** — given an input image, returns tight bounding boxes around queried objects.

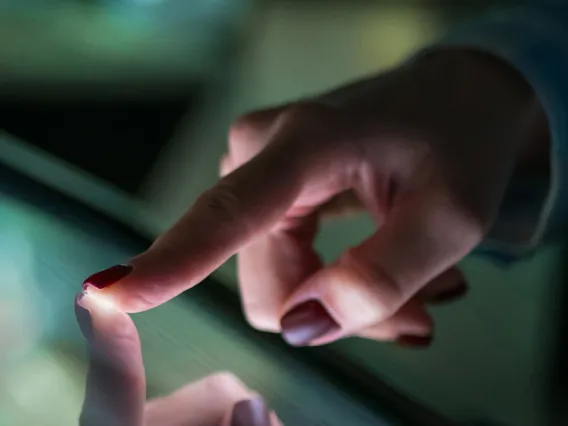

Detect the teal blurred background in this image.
[0,1,560,425]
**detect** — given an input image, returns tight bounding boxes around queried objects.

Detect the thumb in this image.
[280,186,483,346]
[221,397,281,426]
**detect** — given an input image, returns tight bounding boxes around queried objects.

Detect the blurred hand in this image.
[82,49,547,347]
[75,292,280,426]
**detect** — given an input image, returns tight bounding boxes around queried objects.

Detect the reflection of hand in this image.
[83,50,547,347]
[74,293,279,426]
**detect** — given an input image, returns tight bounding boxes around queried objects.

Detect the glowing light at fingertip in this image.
[82,289,120,313]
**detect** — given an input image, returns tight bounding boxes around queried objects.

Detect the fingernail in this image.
[74,293,94,341]
[396,334,433,348]
[231,397,271,426]
[82,264,132,291]
[280,299,340,346]
[429,282,468,303]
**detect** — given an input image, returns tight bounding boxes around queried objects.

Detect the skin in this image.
[88,48,548,347]
[75,293,281,426]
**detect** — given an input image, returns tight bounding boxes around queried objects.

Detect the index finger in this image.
[75,291,145,426]
[84,104,358,313]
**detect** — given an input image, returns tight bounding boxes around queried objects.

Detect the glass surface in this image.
[1,2,563,425]
[0,194,395,426]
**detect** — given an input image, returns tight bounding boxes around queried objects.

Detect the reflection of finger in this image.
[225,398,272,426]
[145,373,283,426]
[269,411,284,426]
[146,371,281,426]
[75,292,145,426]
[241,394,283,426]
[145,372,253,426]
[357,299,433,341]
[356,269,469,348]
[221,397,276,426]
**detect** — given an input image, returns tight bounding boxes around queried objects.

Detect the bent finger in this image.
[358,268,467,346]
[237,211,322,332]
[145,371,280,426]
[145,372,251,426]
[280,186,483,346]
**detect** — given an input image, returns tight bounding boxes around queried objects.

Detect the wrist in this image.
[413,48,550,178]
[410,48,552,254]
[411,10,568,256]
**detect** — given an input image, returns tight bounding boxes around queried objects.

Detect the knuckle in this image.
[198,183,245,224]
[229,110,274,158]
[195,180,261,238]
[338,250,406,315]
[452,201,489,236]
[434,176,493,236]
[455,207,487,240]
[229,113,260,147]
[229,102,339,164]
[126,285,164,312]
[433,189,488,244]
[275,102,354,155]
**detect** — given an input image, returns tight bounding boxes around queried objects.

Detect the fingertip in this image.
[280,299,341,347]
[75,288,137,347]
[229,397,271,426]
[75,292,94,341]
[82,260,159,314]
[81,287,123,316]
[82,264,133,291]
[103,249,204,313]
[81,264,140,312]
[75,291,87,310]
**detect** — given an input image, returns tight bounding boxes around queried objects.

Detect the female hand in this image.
[82,49,547,347]
[75,292,280,426]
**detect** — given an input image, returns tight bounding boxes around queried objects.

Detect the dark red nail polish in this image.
[429,282,468,303]
[280,300,340,346]
[74,293,94,341]
[396,334,433,348]
[82,264,132,291]
[231,397,271,426]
